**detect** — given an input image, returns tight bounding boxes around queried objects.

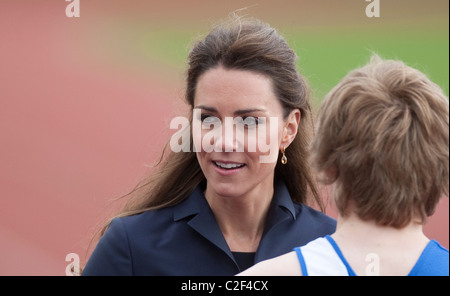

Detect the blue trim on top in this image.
[325,235,357,276]
[408,240,449,276]
[293,247,308,276]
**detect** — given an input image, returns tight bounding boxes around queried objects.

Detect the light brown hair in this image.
[310,55,449,228]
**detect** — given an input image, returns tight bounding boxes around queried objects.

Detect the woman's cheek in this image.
[255,117,281,164]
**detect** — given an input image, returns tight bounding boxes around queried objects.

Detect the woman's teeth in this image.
[214,162,245,169]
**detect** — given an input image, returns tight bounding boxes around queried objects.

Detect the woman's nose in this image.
[214,118,239,152]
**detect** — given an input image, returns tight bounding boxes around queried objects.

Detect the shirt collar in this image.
[173,186,206,222]
[173,179,296,222]
[272,178,297,220]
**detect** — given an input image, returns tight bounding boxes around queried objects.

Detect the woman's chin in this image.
[207,183,246,199]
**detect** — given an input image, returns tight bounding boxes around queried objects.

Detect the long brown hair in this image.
[96,15,323,238]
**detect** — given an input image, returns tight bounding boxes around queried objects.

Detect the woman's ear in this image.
[281,109,301,148]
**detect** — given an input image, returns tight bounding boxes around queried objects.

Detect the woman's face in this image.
[193,66,299,199]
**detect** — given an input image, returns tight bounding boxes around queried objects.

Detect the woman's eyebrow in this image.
[233,108,266,116]
[194,105,266,115]
[194,105,217,113]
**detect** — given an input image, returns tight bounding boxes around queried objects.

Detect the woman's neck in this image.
[204,182,274,253]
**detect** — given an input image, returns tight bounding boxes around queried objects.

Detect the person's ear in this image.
[280,109,301,148]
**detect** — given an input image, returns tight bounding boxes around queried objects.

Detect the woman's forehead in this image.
[194,67,281,114]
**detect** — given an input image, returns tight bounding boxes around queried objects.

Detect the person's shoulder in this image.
[430,240,449,254]
[424,240,449,264]
[107,207,178,242]
[112,206,175,235]
[409,240,449,276]
[237,251,301,276]
[427,240,449,274]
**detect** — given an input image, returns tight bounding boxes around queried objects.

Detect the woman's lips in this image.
[212,161,246,176]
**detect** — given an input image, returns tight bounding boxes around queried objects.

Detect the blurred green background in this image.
[96,0,449,108]
[138,24,449,108]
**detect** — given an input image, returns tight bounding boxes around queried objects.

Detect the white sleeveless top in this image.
[293,235,353,276]
[294,235,449,276]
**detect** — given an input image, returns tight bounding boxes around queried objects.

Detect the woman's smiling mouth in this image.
[214,161,246,169]
[212,161,246,175]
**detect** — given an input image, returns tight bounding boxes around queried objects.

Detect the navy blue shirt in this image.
[82,181,336,275]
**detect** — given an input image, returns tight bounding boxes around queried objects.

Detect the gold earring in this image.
[281,146,287,165]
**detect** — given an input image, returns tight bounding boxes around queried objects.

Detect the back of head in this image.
[311,55,449,228]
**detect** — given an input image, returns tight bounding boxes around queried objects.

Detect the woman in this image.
[239,55,449,276]
[82,16,336,276]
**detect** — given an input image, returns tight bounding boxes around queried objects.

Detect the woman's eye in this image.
[238,116,262,127]
[200,114,221,127]
[199,114,264,128]
[246,117,259,125]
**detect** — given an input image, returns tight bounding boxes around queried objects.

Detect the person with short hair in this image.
[239,55,449,276]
